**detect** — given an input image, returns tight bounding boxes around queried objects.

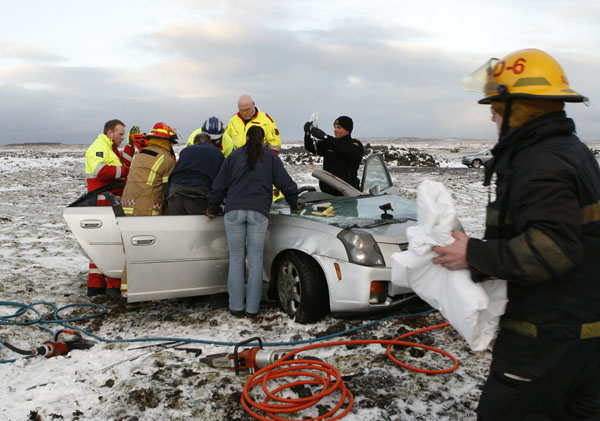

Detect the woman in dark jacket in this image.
[207,126,299,317]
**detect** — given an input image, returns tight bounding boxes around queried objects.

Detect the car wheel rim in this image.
[278,261,302,315]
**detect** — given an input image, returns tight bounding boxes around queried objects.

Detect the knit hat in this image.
[491,99,564,128]
[334,116,353,133]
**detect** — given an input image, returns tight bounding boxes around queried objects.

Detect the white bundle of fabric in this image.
[391,179,507,351]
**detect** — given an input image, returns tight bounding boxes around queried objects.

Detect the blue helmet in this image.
[202,116,224,140]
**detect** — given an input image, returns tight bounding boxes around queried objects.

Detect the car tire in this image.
[276,251,329,323]
[471,159,483,168]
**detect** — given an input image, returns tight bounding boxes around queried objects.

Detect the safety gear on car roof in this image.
[145,122,179,143]
[463,48,588,104]
[202,116,225,140]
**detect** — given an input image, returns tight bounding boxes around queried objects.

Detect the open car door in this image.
[118,215,229,302]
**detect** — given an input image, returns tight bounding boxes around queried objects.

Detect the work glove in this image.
[310,126,328,140]
[206,208,216,218]
[303,121,312,133]
[292,203,304,211]
[127,125,140,145]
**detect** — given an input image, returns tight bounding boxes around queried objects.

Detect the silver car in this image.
[461,147,493,168]
[64,154,417,323]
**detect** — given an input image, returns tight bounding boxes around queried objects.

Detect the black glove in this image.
[310,126,327,140]
[127,125,140,145]
[303,122,312,133]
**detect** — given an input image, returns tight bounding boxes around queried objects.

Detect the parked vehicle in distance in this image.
[461,148,493,168]
[64,154,418,323]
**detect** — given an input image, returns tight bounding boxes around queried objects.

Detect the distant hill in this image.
[5,142,66,146]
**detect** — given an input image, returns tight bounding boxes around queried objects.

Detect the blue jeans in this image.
[224,209,269,314]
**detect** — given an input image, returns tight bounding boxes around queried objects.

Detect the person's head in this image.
[104,119,126,147]
[238,95,256,120]
[245,125,265,170]
[333,116,353,138]
[194,133,213,145]
[201,116,224,142]
[463,48,587,138]
[145,122,179,144]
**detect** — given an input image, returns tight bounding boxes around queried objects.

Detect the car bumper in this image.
[314,255,412,314]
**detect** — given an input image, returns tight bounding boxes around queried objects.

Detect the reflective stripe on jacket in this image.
[121,139,176,216]
[85,134,134,199]
[224,108,282,151]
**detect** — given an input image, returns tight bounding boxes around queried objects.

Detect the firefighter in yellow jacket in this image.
[225,95,284,199]
[121,122,177,216]
[224,95,282,152]
[85,119,135,297]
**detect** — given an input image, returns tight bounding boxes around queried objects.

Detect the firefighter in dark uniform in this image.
[432,48,600,419]
[303,116,364,195]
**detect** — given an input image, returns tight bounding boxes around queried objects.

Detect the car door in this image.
[117,214,229,302]
[63,206,125,279]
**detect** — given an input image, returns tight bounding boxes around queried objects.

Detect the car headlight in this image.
[337,229,385,267]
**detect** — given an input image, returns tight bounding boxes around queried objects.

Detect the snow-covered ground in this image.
[1,139,598,420]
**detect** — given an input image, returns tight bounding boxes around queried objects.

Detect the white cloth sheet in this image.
[391,180,507,351]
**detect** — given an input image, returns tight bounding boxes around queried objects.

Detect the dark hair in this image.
[103,119,125,135]
[246,126,265,170]
[194,133,212,145]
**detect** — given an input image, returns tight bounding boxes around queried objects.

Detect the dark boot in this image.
[105,288,121,299]
[87,287,106,297]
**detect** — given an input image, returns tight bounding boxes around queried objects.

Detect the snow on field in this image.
[0,139,597,421]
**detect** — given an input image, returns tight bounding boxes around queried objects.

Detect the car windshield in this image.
[272,195,417,228]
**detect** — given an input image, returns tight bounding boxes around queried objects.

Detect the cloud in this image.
[1,0,599,145]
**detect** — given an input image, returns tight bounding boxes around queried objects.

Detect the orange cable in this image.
[242,322,457,420]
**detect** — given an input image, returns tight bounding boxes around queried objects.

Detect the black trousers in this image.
[168,184,209,216]
[477,328,600,420]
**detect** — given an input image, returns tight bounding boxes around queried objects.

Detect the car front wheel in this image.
[471,159,483,168]
[276,251,328,323]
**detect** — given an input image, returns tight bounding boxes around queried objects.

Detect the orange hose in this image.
[242,322,457,420]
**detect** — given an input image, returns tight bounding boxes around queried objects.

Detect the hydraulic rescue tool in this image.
[204,337,297,375]
[0,329,95,358]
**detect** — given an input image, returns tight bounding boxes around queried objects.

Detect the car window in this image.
[361,154,393,193]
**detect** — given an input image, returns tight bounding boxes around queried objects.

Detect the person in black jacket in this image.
[207,126,299,317]
[432,49,600,419]
[304,116,364,195]
[168,133,224,215]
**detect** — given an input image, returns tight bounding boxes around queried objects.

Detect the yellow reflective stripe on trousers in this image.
[162,176,169,183]
[152,210,161,215]
[146,155,165,185]
[581,321,600,339]
[501,318,538,338]
[502,318,600,339]
[582,201,600,224]
[123,206,134,215]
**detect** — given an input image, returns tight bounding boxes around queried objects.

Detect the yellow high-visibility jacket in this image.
[121,138,175,216]
[186,128,234,157]
[224,108,281,152]
[85,134,133,192]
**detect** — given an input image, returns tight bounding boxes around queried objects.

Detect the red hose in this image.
[242,322,457,420]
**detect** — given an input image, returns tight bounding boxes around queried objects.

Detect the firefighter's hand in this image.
[206,208,216,218]
[292,203,304,211]
[310,127,327,140]
[432,230,470,270]
[127,126,140,145]
[303,121,312,134]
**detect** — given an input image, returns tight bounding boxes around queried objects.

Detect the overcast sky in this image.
[1,0,599,145]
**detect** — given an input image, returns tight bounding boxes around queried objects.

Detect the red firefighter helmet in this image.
[145,122,178,143]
